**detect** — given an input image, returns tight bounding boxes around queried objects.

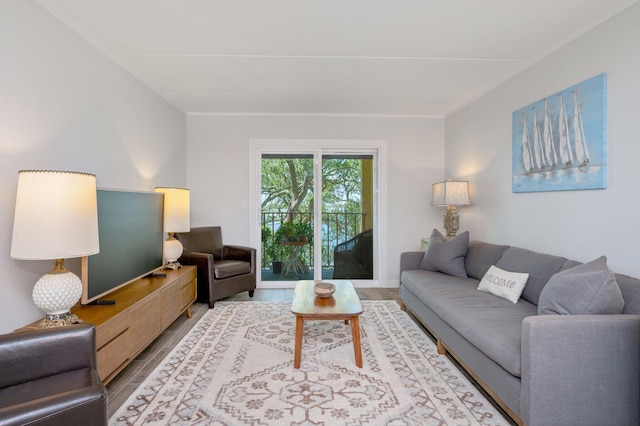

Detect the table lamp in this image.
[431,180,470,239]
[155,187,190,269]
[11,170,99,327]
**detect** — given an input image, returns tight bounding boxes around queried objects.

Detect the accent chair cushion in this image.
[419,229,469,278]
[478,265,529,303]
[538,256,625,315]
[213,260,251,279]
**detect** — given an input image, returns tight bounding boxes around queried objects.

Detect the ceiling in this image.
[36,0,637,117]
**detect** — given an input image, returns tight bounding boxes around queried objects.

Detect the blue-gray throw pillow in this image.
[419,229,469,278]
[538,256,624,315]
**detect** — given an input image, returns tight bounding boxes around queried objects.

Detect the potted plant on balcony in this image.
[293,221,313,243]
[273,221,314,274]
[263,225,286,274]
[276,222,298,242]
[275,221,313,243]
[268,237,287,274]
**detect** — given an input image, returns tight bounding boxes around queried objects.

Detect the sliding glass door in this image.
[254,142,381,285]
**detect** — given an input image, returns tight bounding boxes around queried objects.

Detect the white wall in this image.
[0,1,186,333]
[445,4,640,276]
[187,115,445,286]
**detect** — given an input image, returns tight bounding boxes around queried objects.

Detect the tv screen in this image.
[81,189,164,304]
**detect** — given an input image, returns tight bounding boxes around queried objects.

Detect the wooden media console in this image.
[68,266,196,383]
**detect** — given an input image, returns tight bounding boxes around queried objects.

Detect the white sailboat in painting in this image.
[557,94,574,167]
[573,90,590,165]
[521,113,533,172]
[531,109,545,169]
[543,98,559,167]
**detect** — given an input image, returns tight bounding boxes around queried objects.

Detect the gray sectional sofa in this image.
[399,240,640,426]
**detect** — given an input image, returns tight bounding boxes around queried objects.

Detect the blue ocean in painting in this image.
[513,165,605,192]
[512,73,607,193]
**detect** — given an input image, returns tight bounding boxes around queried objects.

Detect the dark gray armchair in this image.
[333,228,374,279]
[176,226,256,308]
[0,324,107,426]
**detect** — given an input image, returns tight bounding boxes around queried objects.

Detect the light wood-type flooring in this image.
[106,287,401,417]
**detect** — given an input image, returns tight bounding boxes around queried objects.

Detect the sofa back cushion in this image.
[615,273,640,314]
[465,242,510,280]
[496,247,568,305]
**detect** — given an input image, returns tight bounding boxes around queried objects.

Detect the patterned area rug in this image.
[110,301,509,425]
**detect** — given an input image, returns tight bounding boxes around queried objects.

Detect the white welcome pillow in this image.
[478,265,529,303]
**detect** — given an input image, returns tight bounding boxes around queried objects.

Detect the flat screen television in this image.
[81,188,164,304]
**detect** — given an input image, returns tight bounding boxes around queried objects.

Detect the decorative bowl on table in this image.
[314,282,336,298]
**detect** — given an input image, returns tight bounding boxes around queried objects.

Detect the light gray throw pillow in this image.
[538,256,624,315]
[478,265,529,303]
[419,229,469,278]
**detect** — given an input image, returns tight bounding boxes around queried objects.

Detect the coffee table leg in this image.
[350,315,363,368]
[294,315,304,368]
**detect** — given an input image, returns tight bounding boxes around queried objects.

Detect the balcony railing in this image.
[261,211,366,269]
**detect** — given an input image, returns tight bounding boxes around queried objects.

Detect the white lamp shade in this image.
[431,181,470,206]
[155,187,190,232]
[11,170,100,260]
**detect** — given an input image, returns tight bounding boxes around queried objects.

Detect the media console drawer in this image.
[96,311,128,350]
[97,329,129,381]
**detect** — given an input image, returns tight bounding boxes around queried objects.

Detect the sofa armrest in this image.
[0,324,97,389]
[400,251,424,274]
[521,314,640,426]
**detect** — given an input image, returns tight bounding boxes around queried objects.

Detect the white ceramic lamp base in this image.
[163,236,184,270]
[32,262,83,328]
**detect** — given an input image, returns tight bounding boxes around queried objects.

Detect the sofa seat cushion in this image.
[401,269,537,377]
[214,260,251,279]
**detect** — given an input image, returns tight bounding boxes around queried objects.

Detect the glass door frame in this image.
[249,139,388,288]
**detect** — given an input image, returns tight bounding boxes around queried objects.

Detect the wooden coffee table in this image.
[291,280,363,368]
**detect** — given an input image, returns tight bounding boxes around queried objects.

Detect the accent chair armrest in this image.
[223,245,256,267]
[180,250,214,265]
[521,314,640,426]
[0,324,97,389]
[179,250,214,278]
[400,251,424,274]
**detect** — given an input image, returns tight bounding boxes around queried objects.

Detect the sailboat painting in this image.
[512,73,607,193]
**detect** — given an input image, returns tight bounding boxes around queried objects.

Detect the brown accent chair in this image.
[176,226,256,308]
[0,324,107,426]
